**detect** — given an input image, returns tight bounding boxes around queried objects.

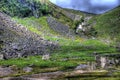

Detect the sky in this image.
[50,0,120,14]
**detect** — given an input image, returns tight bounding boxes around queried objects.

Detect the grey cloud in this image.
[50,0,120,14]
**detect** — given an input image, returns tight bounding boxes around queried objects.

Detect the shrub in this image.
[0,0,51,17]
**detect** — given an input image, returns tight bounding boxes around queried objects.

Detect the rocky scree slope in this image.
[0,12,58,59]
[47,2,96,38]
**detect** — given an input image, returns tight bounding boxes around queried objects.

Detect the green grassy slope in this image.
[90,6,120,42]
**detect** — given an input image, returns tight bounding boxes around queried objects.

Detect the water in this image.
[50,0,120,14]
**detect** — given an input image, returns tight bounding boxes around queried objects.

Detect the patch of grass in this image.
[13,16,58,37]
[0,56,77,70]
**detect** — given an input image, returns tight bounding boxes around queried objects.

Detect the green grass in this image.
[89,6,120,41]
[0,56,77,70]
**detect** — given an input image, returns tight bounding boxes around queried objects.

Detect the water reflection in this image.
[50,0,120,14]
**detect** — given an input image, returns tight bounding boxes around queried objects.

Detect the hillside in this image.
[0,0,120,79]
[0,12,57,59]
[89,6,120,42]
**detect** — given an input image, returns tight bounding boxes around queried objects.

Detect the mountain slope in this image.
[0,0,118,60]
[90,6,120,42]
[0,12,57,59]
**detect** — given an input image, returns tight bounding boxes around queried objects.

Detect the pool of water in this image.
[50,0,120,14]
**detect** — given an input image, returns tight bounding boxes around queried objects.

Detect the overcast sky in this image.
[50,0,120,14]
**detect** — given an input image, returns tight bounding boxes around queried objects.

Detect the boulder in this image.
[75,64,89,70]
[23,67,33,73]
[0,54,4,60]
[42,54,50,60]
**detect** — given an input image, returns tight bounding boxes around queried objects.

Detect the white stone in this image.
[76,25,83,33]
[100,57,107,68]
[42,54,50,60]
[0,54,4,60]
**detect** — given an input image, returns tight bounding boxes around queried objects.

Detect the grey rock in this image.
[0,67,14,77]
[0,54,4,60]
[42,54,50,60]
[75,64,89,70]
[47,17,69,34]
[23,67,33,73]
[0,12,58,59]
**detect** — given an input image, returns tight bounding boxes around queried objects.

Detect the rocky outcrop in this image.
[95,53,120,69]
[0,12,58,59]
[0,66,14,77]
[47,17,74,36]
[62,10,82,21]
[75,15,97,38]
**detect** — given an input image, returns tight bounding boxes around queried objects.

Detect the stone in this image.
[0,67,14,77]
[42,54,50,60]
[47,17,74,36]
[9,65,18,70]
[0,54,4,60]
[87,62,96,70]
[23,67,33,73]
[75,64,89,70]
[100,57,107,69]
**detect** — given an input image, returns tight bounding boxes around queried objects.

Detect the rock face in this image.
[0,67,14,77]
[0,12,58,59]
[47,17,74,36]
[76,16,93,36]
[62,10,82,21]
[95,54,120,69]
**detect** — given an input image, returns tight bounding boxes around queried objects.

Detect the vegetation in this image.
[0,0,51,17]
[89,6,120,42]
[3,16,114,70]
[0,0,120,79]
[0,56,77,70]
